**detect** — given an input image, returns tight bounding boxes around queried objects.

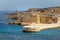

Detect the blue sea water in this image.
[0,12,60,40]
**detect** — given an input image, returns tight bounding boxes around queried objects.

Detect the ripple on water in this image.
[0,23,60,40]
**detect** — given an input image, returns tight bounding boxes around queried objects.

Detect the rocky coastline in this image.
[7,6,60,25]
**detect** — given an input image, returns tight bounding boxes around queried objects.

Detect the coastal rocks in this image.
[8,22,21,25]
[8,13,17,19]
[7,6,60,25]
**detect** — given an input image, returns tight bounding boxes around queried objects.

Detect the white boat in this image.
[23,23,40,32]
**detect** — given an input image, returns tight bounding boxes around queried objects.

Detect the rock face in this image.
[8,6,60,25]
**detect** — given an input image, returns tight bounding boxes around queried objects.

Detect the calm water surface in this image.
[0,12,60,40]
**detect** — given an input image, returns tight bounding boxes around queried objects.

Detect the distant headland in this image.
[7,6,60,26]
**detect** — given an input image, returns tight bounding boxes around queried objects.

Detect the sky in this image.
[0,0,60,11]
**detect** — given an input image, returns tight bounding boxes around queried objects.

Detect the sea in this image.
[0,11,60,40]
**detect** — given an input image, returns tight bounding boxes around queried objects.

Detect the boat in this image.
[23,23,40,32]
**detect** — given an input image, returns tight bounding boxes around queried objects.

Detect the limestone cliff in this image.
[8,6,60,25]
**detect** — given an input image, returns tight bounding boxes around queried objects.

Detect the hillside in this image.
[8,6,60,25]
